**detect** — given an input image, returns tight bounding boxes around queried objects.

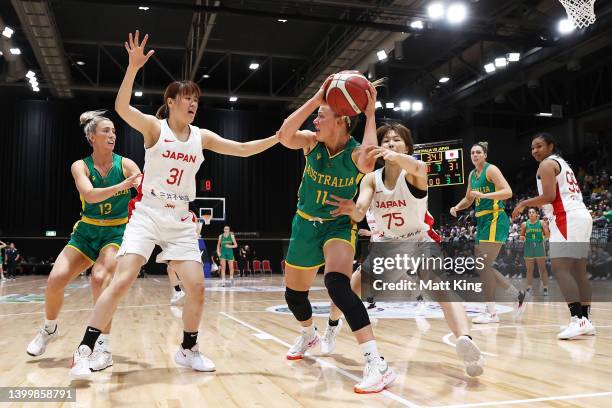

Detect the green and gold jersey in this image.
[470,162,505,216]
[297,137,363,220]
[525,220,544,243]
[80,153,130,223]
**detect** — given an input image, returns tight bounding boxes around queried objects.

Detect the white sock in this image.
[99,334,110,350]
[506,285,519,297]
[486,302,496,315]
[44,319,57,333]
[361,340,380,360]
[301,324,316,338]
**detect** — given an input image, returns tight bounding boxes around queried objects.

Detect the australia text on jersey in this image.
[303,163,357,188]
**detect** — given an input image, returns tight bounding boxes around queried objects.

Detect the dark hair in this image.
[528,207,539,213]
[472,141,488,154]
[532,132,559,154]
[376,122,414,154]
[156,81,202,119]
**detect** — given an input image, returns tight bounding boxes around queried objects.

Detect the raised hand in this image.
[363,82,378,117]
[326,194,357,218]
[124,30,155,70]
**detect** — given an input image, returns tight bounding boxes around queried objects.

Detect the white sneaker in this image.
[171,290,186,305]
[286,329,319,360]
[69,345,93,380]
[559,320,597,335]
[354,356,396,394]
[26,326,58,356]
[472,312,499,324]
[90,337,113,372]
[174,344,216,372]
[320,319,343,355]
[558,317,594,340]
[455,336,484,377]
[230,279,235,287]
[514,290,529,321]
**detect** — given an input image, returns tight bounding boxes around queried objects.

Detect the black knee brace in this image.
[285,287,312,322]
[325,272,370,332]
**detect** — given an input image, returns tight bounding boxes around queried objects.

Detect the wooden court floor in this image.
[1,275,611,408]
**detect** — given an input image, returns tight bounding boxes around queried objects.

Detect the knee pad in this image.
[285,287,312,322]
[325,272,370,332]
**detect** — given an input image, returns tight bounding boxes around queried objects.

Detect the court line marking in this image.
[432,390,612,408]
[219,311,422,408]
[0,303,172,318]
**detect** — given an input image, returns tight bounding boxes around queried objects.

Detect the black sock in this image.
[366,297,374,303]
[328,318,339,327]
[181,331,198,350]
[174,285,181,292]
[582,305,590,320]
[568,302,583,318]
[80,326,102,351]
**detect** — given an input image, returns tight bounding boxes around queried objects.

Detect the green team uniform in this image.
[67,154,131,263]
[470,162,510,244]
[219,233,235,260]
[286,138,362,269]
[524,220,546,259]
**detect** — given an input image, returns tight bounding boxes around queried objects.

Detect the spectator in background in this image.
[238,244,252,277]
[0,240,6,280]
[5,242,20,280]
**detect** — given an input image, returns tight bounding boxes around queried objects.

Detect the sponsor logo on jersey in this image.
[161,150,197,163]
[375,199,407,209]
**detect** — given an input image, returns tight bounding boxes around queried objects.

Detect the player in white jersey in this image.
[513,133,594,340]
[69,31,279,379]
[327,123,484,377]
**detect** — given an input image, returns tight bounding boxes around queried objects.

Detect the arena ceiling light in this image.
[134,90,143,97]
[277,19,288,23]
[2,26,14,38]
[393,106,401,111]
[536,112,553,117]
[446,3,467,24]
[386,102,395,109]
[29,77,38,85]
[202,74,210,79]
[427,2,445,20]
[9,48,21,55]
[229,96,238,102]
[376,50,388,61]
[26,70,36,79]
[76,61,85,66]
[400,101,411,111]
[138,6,149,11]
[439,76,450,83]
[494,57,508,68]
[249,63,260,70]
[507,52,521,62]
[484,63,496,73]
[558,18,575,34]
[375,101,382,109]
[32,86,40,92]
[412,101,423,112]
[410,20,424,29]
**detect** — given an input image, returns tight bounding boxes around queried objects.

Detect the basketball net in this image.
[559,0,597,29]
[202,213,212,225]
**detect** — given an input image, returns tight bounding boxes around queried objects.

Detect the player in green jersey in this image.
[26,110,141,371]
[450,142,527,324]
[520,208,550,295]
[277,77,397,394]
[217,226,238,286]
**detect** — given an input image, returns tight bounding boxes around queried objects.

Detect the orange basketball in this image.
[325,71,370,116]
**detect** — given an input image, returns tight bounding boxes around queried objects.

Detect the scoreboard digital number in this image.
[412,139,464,187]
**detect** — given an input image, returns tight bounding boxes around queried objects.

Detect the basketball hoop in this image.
[559,0,597,29]
[202,213,212,225]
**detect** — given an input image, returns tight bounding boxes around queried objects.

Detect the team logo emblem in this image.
[316,153,322,160]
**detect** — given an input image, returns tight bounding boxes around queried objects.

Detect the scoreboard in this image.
[412,139,464,187]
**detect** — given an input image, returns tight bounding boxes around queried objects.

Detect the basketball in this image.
[325,71,370,116]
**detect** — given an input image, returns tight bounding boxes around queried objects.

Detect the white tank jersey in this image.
[370,168,433,242]
[536,154,587,220]
[141,119,204,203]
[365,209,383,242]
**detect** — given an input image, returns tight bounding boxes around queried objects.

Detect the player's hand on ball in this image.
[326,194,357,217]
[124,30,155,69]
[363,83,377,117]
[450,206,458,217]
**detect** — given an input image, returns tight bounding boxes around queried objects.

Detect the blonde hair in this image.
[473,141,489,153]
[79,110,111,145]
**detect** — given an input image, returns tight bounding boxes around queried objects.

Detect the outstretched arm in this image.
[352,83,378,173]
[201,129,279,157]
[115,30,160,148]
[71,160,141,204]
[326,172,376,222]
